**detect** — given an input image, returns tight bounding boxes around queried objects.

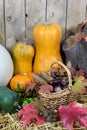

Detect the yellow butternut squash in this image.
[33,23,62,73]
[12,42,35,75]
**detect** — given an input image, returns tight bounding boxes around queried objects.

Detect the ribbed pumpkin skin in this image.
[12,42,35,75]
[33,24,62,73]
[10,74,30,92]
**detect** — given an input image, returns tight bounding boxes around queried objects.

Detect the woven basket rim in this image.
[38,88,72,99]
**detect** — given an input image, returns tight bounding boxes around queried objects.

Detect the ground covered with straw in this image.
[0,103,87,130]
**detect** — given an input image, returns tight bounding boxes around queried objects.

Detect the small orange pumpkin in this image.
[10,74,31,92]
[27,72,35,83]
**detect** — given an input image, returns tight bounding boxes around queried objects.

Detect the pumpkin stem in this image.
[44,12,54,25]
[23,38,28,45]
[14,101,21,109]
[45,0,47,23]
[45,0,54,25]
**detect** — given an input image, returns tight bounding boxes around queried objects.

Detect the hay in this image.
[0,104,87,130]
[0,112,22,130]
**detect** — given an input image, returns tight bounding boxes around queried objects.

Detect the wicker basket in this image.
[37,60,74,109]
[77,94,87,104]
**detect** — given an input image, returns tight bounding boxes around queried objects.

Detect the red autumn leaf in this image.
[58,105,74,130]
[78,23,84,31]
[39,84,53,94]
[58,102,87,130]
[75,33,84,42]
[25,82,37,96]
[18,104,44,128]
[85,37,87,42]
[69,68,76,75]
[26,82,37,92]
[75,70,85,76]
[69,102,87,128]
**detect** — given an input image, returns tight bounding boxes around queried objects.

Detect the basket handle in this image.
[49,60,72,90]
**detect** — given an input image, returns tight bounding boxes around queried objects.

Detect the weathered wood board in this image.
[47,0,67,39]
[26,0,46,44]
[0,0,87,51]
[4,0,25,52]
[67,0,87,30]
[0,0,5,46]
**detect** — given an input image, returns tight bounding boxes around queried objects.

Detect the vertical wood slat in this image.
[85,0,87,19]
[67,0,87,30]
[47,0,67,39]
[5,0,25,52]
[0,0,87,51]
[26,0,46,44]
[0,0,5,46]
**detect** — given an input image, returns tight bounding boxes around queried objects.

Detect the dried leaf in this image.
[85,37,87,42]
[69,102,87,128]
[75,70,85,76]
[58,105,74,130]
[72,76,87,95]
[39,84,53,94]
[69,68,85,76]
[25,82,37,96]
[18,104,44,128]
[77,23,84,31]
[58,102,87,130]
[75,32,84,42]
[26,83,37,92]
[69,68,76,75]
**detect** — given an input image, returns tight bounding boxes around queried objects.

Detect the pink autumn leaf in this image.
[58,102,87,130]
[21,114,38,128]
[18,104,45,128]
[18,103,36,117]
[85,37,87,42]
[35,116,45,125]
[39,84,53,94]
[58,105,74,130]
[22,114,33,128]
[69,102,87,128]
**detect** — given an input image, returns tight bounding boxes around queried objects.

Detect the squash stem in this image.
[45,0,47,23]
[23,38,28,45]
[14,101,21,109]
[45,0,54,25]
[44,12,54,25]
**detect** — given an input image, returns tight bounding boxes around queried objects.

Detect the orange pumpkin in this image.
[10,74,31,92]
[27,72,35,83]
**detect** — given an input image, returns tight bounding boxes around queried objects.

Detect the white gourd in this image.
[0,44,14,86]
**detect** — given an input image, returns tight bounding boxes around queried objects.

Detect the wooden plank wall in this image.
[0,0,87,52]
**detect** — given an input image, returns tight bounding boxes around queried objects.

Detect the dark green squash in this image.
[0,86,21,113]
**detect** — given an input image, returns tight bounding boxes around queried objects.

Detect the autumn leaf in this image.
[18,104,44,128]
[58,102,87,130]
[75,70,85,76]
[69,102,87,128]
[26,83,37,92]
[58,105,74,130]
[25,82,37,96]
[72,76,87,95]
[69,68,76,75]
[39,84,53,94]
